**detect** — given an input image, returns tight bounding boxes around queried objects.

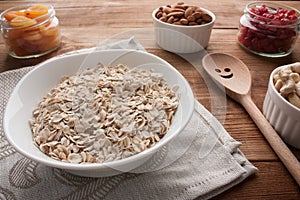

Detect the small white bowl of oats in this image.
[4,49,194,177]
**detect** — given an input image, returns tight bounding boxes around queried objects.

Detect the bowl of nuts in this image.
[152,2,215,53]
[4,49,194,177]
[263,62,300,149]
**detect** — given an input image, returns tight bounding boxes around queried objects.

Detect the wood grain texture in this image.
[0,0,299,199]
[210,162,300,200]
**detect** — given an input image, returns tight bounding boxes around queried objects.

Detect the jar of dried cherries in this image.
[237,2,300,57]
[0,4,61,59]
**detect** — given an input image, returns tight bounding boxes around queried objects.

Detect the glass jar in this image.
[237,2,300,58]
[0,5,61,59]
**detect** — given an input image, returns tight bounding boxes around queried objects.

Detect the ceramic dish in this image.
[263,64,300,149]
[4,49,194,177]
[152,6,215,53]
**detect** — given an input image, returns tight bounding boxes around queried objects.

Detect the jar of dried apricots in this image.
[0,5,61,58]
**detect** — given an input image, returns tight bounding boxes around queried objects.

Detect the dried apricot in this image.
[23,31,42,41]
[24,5,48,19]
[9,16,37,27]
[39,37,60,52]
[7,29,23,42]
[40,26,59,37]
[3,11,25,21]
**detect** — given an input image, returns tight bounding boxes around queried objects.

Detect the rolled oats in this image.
[29,64,179,164]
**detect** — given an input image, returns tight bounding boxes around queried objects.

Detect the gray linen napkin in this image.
[0,38,257,200]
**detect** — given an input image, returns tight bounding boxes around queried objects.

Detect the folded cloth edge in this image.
[193,99,257,199]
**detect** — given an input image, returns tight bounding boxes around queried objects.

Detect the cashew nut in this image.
[278,68,292,81]
[280,78,295,97]
[291,62,300,74]
[288,93,300,109]
[296,82,300,97]
[290,72,300,83]
[274,79,283,92]
[273,62,300,107]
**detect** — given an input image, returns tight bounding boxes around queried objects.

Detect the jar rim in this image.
[0,4,55,29]
[245,1,300,27]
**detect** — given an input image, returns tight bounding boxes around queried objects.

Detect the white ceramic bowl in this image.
[152,7,215,54]
[4,49,194,177]
[263,65,300,149]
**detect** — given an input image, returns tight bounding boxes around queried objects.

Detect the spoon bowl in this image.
[202,53,251,96]
[202,53,300,186]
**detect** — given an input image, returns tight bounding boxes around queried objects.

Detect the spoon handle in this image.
[240,94,300,186]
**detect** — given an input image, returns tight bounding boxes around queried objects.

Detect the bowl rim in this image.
[152,6,216,28]
[269,65,300,112]
[4,48,195,171]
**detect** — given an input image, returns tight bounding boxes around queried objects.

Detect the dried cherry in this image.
[237,3,299,56]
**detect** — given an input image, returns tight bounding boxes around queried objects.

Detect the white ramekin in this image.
[263,65,300,149]
[152,7,215,54]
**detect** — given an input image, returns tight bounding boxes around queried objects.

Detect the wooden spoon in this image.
[202,52,300,186]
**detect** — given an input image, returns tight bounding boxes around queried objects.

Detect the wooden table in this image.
[1,0,299,199]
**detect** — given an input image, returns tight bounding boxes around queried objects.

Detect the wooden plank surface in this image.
[1,0,300,199]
